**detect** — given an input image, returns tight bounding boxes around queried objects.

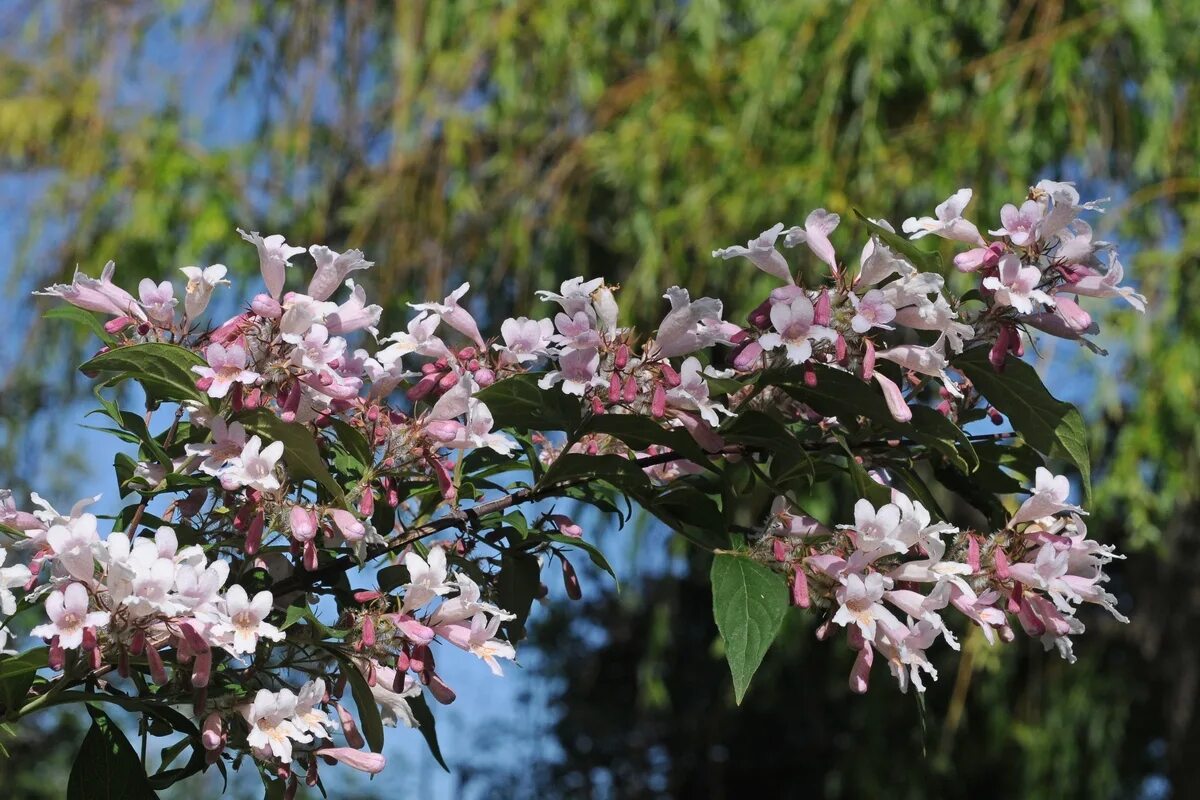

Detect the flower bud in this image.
[561,557,582,600]
[202,713,225,751]
[336,703,366,749]
[659,362,681,388]
[245,511,264,555]
[622,375,638,404]
[146,644,168,685]
[429,675,457,705]
[791,569,810,608]
[328,509,366,542]
[614,343,629,370]
[316,747,386,775]
[731,340,764,372]
[251,293,282,319]
[303,540,319,571]
[813,290,832,326]
[473,368,495,387]
[650,384,667,418]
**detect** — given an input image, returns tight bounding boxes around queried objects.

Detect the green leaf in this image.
[580,413,716,471]
[854,209,944,274]
[497,551,541,641]
[955,347,1091,500]
[538,453,652,495]
[408,693,450,772]
[710,554,787,705]
[474,373,581,434]
[67,705,160,799]
[79,342,206,405]
[0,648,46,718]
[545,533,617,582]
[641,484,730,551]
[45,305,116,346]
[240,410,347,505]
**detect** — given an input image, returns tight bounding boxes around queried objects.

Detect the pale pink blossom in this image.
[307,244,373,302]
[989,199,1044,247]
[193,343,260,399]
[138,279,177,324]
[179,264,229,319]
[238,230,305,300]
[901,188,984,244]
[711,223,794,284]
[213,585,283,656]
[848,290,896,334]
[495,317,555,365]
[31,583,109,650]
[784,209,841,273]
[36,261,146,320]
[982,254,1055,314]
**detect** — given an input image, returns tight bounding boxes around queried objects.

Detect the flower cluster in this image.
[769,467,1125,693]
[0,179,1139,793]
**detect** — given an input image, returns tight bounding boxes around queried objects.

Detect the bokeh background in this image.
[1,2,1198,798]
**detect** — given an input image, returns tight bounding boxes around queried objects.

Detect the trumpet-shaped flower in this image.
[31,583,109,650]
[222,436,285,493]
[901,188,984,245]
[238,230,305,300]
[213,585,282,656]
[982,254,1055,314]
[193,343,260,399]
[179,264,229,319]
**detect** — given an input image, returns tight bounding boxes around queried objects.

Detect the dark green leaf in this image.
[79,342,206,405]
[545,533,617,582]
[67,705,160,799]
[497,551,541,641]
[329,651,385,753]
[581,413,716,471]
[408,693,450,772]
[0,648,46,717]
[955,347,1091,499]
[45,305,116,346]
[475,373,581,434]
[710,554,787,705]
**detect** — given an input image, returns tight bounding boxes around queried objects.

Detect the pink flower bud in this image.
[289,506,317,542]
[608,373,621,404]
[361,615,376,648]
[429,675,457,705]
[130,629,146,656]
[407,375,438,401]
[245,511,264,555]
[393,614,435,646]
[561,557,582,600]
[328,509,366,541]
[317,747,386,775]
[191,648,212,688]
[303,540,319,571]
[835,333,847,364]
[993,548,1010,580]
[968,535,981,573]
[437,372,460,392]
[82,626,98,651]
[354,590,383,603]
[772,540,787,562]
[650,384,667,418]
[987,406,1003,426]
[425,419,462,442]
[335,703,366,749]
[146,645,168,685]
[473,368,495,387]
[731,340,764,372]
[614,343,630,370]
[849,643,873,694]
[590,396,605,415]
[791,569,810,608]
[813,290,832,326]
[549,514,583,538]
[104,316,134,334]
[861,338,876,380]
[803,367,818,388]
[252,294,282,319]
[873,372,912,422]
[48,640,65,671]
[660,362,681,387]
[622,375,637,404]
[202,712,225,751]
[358,489,375,517]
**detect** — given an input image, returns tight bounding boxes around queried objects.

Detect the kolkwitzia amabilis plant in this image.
[0,181,1138,794]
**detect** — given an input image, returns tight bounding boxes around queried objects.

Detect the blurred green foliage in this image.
[2,1,1199,797]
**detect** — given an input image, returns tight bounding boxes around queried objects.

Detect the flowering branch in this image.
[0,179,1140,795]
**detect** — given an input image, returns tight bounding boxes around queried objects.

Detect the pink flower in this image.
[325,281,382,336]
[213,585,283,656]
[848,290,896,334]
[1009,468,1082,526]
[308,245,373,302]
[758,295,835,365]
[222,436,285,494]
[989,199,1044,247]
[783,208,841,274]
[711,223,795,284]
[409,282,486,349]
[36,261,146,320]
[138,279,177,324]
[982,254,1055,314]
[317,747,386,774]
[31,583,109,650]
[495,317,554,365]
[193,343,260,399]
[238,229,305,300]
[901,188,984,245]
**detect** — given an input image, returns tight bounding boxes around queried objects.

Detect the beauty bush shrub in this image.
[0,181,1140,795]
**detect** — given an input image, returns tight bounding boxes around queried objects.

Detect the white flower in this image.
[436,612,517,676]
[848,290,896,334]
[238,229,305,300]
[901,188,984,245]
[538,348,601,396]
[535,276,605,317]
[371,666,422,728]
[400,547,451,613]
[783,208,841,273]
[982,254,1055,314]
[292,679,335,739]
[213,585,283,656]
[308,245,373,303]
[1009,468,1083,526]
[831,572,905,643]
[0,546,32,615]
[222,436,285,494]
[243,688,310,761]
[46,513,101,581]
[379,311,449,361]
[711,223,794,284]
[430,574,514,626]
[495,317,555,365]
[408,282,485,349]
[30,583,110,650]
[185,415,248,476]
[664,357,731,427]
[758,295,835,365]
[179,264,229,319]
